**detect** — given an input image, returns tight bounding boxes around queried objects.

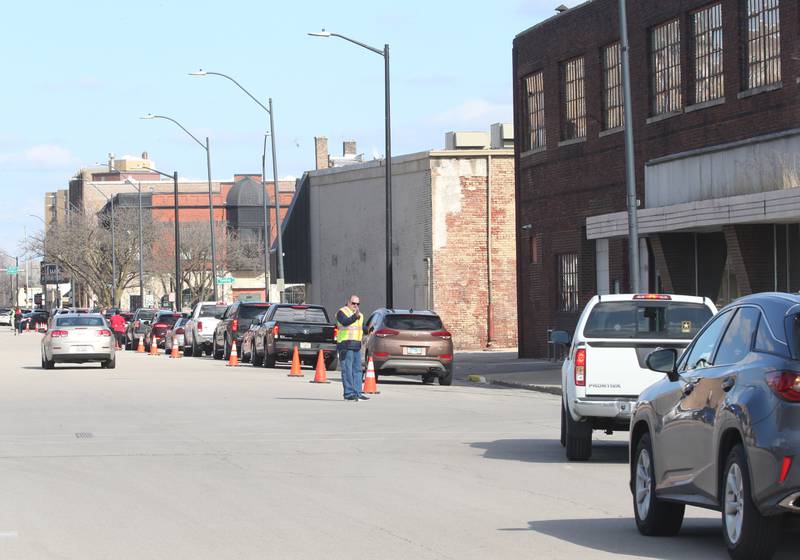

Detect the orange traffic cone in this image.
[24,321,29,333]
[227,340,239,367]
[136,335,145,353]
[310,350,331,384]
[170,336,181,358]
[288,345,303,377]
[149,336,158,356]
[363,357,380,394]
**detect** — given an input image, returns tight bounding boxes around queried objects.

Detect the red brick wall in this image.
[513,0,800,357]
[433,156,518,350]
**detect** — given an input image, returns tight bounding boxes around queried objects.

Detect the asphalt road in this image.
[0,329,795,559]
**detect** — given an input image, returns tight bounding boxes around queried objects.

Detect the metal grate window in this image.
[692,3,724,103]
[602,43,624,129]
[745,0,781,89]
[651,19,682,115]
[558,253,579,312]
[561,57,586,140]
[524,72,546,150]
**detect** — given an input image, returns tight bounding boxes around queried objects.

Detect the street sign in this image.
[217,277,235,285]
[6,267,18,275]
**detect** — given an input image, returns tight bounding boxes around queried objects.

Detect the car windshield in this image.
[384,314,444,331]
[583,301,713,339]
[199,305,227,318]
[271,306,329,323]
[239,305,270,320]
[56,316,106,327]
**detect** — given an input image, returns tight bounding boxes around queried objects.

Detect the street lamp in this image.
[86,183,117,307]
[141,113,219,300]
[189,69,284,303]
[143,165,182,311]
[308,30,394,307]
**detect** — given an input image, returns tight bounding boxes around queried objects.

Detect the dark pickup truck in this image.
[251,304,338,370]
[212,301,272,360]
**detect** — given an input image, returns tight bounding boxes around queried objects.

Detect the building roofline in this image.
[514,1,597,39]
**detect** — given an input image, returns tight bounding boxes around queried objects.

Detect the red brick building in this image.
[513,0,800,357]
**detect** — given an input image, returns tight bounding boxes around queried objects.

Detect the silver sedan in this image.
[41,313,116,369]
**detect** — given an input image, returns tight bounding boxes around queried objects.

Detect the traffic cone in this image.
[170,336,181,359]
[227,340,239,367]
[288,345,303,377]
[362,357,380,394]
[310,350,330,384]
[24,321,29,333]
[136,335,145,353]
[149,336,158,356]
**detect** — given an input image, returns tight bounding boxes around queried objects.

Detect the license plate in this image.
[299,342,311,350]
[71,345,93,353]
[403,347,425,356]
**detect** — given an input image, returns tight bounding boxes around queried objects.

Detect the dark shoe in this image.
[358,395,370,401]
[344,396,358,401]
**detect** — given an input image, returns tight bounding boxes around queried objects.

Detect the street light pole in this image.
[308,31,393,307]
[143,166,182,311]
[141,114,219,300]
[189,71,285,302]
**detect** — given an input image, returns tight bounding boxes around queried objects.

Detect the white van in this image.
[561,294,716,461]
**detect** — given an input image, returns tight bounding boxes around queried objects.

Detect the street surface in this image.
[0,330,795,559]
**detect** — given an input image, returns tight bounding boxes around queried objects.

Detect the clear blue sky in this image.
[0,0,581,258]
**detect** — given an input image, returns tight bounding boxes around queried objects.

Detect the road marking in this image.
[0,531,19,539]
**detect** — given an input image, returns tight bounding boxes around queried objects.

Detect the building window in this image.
[524,72,546,150]
[602,42,624,129]
[530,234,542,264]
[651,19,682,115]
[558,253,579,312]
[744,0,781,89]
[692,3,724,103]
[561,57,586,140]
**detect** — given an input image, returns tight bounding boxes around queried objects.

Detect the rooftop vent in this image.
[445,131,490,150]
[555,4,568,12]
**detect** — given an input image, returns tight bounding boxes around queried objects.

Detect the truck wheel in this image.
[212,339,224,360]
[722,444,781,560]
[224,338,231,360]
[183,337,194,357]
[633,433,684,536]
[560,402,567,447]
[264,351,276,368]
[565,407,592,461]
[252,349,263,367]
[325,355,338,372]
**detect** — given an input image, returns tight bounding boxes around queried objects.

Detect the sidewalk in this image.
[454,349,563,395]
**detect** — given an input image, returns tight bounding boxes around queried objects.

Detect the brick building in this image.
[281,127,517,350]
[513,0,800,357]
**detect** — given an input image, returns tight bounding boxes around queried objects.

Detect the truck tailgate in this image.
[277,322,335,343]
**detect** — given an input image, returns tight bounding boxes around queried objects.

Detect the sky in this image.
[0,0,582,259]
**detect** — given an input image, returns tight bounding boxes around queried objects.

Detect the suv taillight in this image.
[431,331,451,340]
[232,319,238,333]
[766,372,800,402]
[154,323,168,329]
[375,328,399,337]
[272,325,280,338]
[574,348,586,387]
[98,329,111,337]
[176,327,185,334]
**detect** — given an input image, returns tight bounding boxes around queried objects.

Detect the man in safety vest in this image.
[336,295,367,401]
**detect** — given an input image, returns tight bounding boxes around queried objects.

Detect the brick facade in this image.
[513,0,800,357]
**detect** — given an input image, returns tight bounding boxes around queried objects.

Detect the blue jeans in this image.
[339,349,362,398]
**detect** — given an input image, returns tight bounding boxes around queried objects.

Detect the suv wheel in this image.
[560,402,567,447]
[722,444,781,560]
[564,407,592,461]
[252,348,264,367]
[212,339,224,360]
[183,336,194,357]
[438,367,453,386]
[264,350,276,368]
[422,374,436,384]
[633,433,684,536]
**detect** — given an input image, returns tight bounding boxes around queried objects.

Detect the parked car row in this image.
[559,291,800,560]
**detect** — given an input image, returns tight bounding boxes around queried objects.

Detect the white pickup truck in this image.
[182,301,229,357]
[560,293,716,461]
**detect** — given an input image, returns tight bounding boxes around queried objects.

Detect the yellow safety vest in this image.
[336,306,363,343]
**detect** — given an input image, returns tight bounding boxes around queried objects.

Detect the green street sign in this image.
[5,267,18,275]
[216,277,235,284]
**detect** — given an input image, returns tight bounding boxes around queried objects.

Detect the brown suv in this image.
[362,309,454,385]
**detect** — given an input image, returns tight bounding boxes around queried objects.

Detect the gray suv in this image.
[630,292,800,560]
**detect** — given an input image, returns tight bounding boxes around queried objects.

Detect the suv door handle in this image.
[721,377,736,392]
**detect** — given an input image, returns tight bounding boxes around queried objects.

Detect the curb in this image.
[484,379,562,396]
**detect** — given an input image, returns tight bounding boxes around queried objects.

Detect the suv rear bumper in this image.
[572,396,636,421]
[374,358,450,374]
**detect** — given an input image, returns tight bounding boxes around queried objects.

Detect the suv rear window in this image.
[56,316,106,327]
[583,302,713,339]
[384,315,443,331]
[199,305,227,318]
[272,307,329,323]
[154,314,180,326]
[137,310,156,321]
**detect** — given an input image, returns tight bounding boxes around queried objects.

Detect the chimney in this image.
[314,136,329,170]
[108,152,115,172]
[343,140,357,157]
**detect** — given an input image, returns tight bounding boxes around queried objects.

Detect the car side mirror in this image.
[646,348,679,382]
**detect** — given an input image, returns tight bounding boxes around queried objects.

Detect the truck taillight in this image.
[333,326,338,340]
[766,371,800,402]
[176,328,185,334]
[574,348,586,387]
[232,319,238,333]
[197,321,203,331]
[272,325,280,338]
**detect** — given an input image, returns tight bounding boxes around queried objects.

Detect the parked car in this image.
[163,317,189,353]
[631,292,800,560]
[183,301,229,357]
[142,311,184,349]
[561,293,717,461]
[212,302,272,360]
[240,310,268,363]
[125,308,157,349]
[252,304,337,369]
[361,309,454,385]
[19,310,50,332]
[41,313,115,369]
[0,308,12,326]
